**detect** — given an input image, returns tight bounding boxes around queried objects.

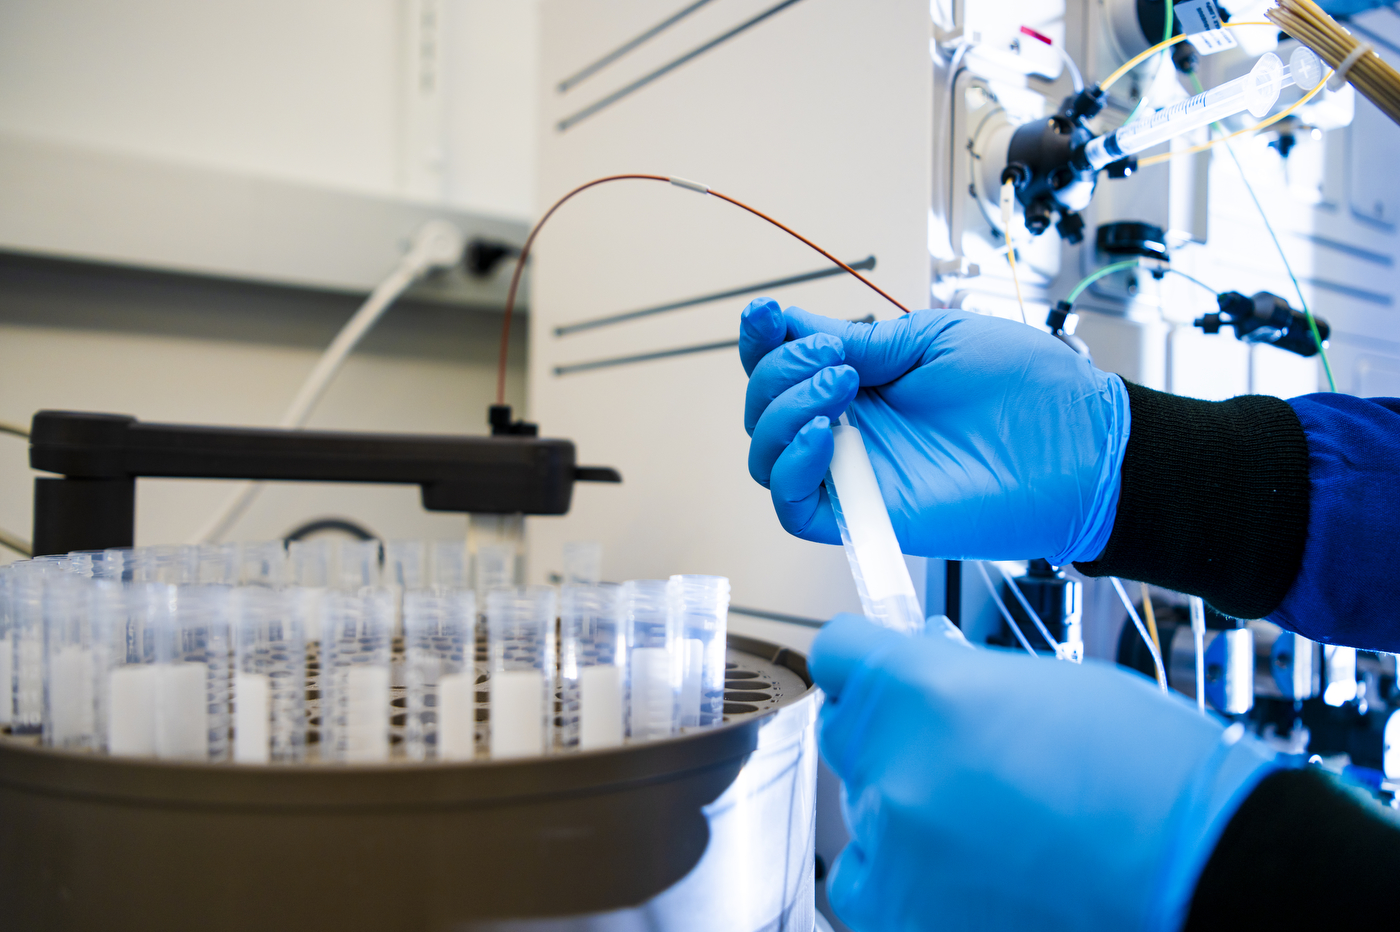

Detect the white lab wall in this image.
[0,0,538,220]
[529,0,933,618]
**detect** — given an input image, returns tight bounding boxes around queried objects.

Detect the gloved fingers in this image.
[769,417,841,544]
[825,842,876,931]
[784,306,957,387]
[738,297,787,377]
[743,333,845,436]
[810,612,910,701]
[748,365,858,488]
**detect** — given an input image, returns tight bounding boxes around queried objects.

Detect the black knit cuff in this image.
[1186,768,1400,929]
[1074,381,1309,619]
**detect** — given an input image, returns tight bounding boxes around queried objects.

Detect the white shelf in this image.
[0,131,529,308]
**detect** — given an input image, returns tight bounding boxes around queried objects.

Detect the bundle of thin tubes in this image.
[1269,0,1400,124]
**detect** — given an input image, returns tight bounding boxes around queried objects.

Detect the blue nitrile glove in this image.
[811,614,1280,932]
[739,298,1130,563]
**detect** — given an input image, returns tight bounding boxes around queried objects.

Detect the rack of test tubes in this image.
[0,538,742,765]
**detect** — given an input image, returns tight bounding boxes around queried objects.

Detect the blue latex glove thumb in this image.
[809,614,1280,932]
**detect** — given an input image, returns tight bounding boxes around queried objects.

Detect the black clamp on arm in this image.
[28,411,621,556]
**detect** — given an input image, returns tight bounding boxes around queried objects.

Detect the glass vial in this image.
[560,583,624,751]
[231,587,306,764]
[321,588,393,762]
[670,575,730,728]
[404,587,477,761]
[486,586,556,759]
[622,580,680,742]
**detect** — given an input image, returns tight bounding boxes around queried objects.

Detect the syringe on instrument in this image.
[1079,47,1323,172]
[823,410,925,635]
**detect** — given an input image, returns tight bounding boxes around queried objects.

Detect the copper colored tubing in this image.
[495,175,910,406]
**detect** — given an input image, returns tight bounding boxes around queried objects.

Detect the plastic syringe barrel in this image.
[1083,51,1292,171]
[823,413,924,635]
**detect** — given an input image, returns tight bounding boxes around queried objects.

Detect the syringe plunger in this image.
[1083,48,1322,171]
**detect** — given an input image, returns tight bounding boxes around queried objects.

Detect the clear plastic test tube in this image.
[562,542,603,586]
[622,579,681,741]
[231,587,306,764]
[101,582,166,757]
[386,540,427,590]
[823,412,925,634]
[474,545,514,601]
[154,585,231,761]
[670,575,730,728]
[240,541,287,587]
[486,586,556,759]
[560,583,624,751]
[43,574,102,750]
[9,562,49,736]
[196,543,240,585]
[320,588,393,762]
[336,539,381,590]
[0,567,11,729]
[429,540,468,589]
[404,587,477,761]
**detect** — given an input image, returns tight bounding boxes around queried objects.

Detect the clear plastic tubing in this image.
[404,586,477,761]
[622,579,681,740]
[670,575,729,728]
[823,412,925,634]
[231,587,306,764]
[321,588,394,762]
[559,583,624,751]
[1082,48,1321,171]
[486,586,556,759]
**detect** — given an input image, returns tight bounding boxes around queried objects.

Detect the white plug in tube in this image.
[824,412,924,634]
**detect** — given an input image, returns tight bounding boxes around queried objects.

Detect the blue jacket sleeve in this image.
[1270,394,1400,652]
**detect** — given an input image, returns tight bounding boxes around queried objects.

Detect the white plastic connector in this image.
[403,219,466,272]
[668,176,710,195]
[1327,42,1372,92]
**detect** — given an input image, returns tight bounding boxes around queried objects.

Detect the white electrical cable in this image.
[0,526,32,557]
[188,220,466,544]
[976,561,1037,656]
[1110,577,1168,692]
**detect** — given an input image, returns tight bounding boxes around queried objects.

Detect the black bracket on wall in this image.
[28,411,621,556]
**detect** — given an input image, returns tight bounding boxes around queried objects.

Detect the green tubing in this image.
[1066,260,1141,304]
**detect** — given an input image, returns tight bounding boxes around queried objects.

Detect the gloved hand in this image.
[739,298,1130,563]
[812,613,1279,932]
